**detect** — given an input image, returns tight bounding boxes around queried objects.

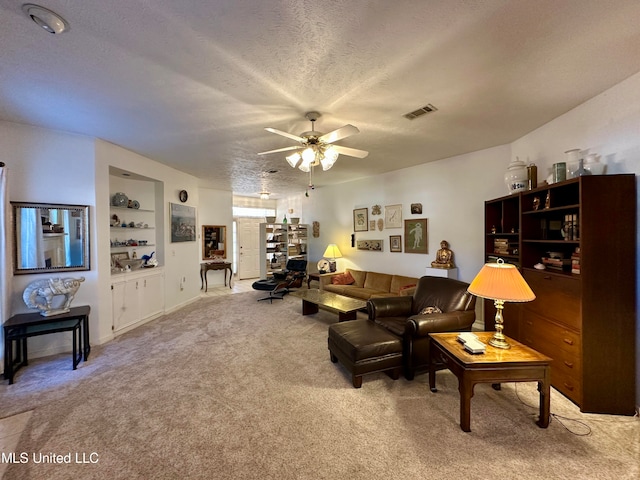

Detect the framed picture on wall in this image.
[170,202,197,242]
[390,235,402,252]
[404,218,428,254]
[357,240,383,251]
[353,208,368,232]
[110,251,129,268]
[385,204,402,228]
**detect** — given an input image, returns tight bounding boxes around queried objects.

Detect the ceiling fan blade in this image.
[319,124,360,144]
[258,145,300,155]
[265,127,305,143]
[332,145,369,159]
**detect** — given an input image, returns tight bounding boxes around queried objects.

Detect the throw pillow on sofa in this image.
[332,271,355,285]
[419,306,442,314]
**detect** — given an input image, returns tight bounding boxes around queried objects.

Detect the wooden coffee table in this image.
[429,332,552,432]
[290,289,367,321]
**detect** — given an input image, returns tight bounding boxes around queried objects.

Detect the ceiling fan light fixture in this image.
[286,152,301,168]
[301,147,316,164]
[259,112,368,175]
[22,4,69,34]
[298,155,313,172]
[321,147,339,170]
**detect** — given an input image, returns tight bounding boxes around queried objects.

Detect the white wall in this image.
[303,144,512,283]
[95,140,205,337]
[1,121,99,356]
[0,126,228,360]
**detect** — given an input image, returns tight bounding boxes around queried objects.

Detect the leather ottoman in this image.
[328,319,403,388]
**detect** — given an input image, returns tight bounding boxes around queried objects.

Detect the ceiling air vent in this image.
[403,104,438,120]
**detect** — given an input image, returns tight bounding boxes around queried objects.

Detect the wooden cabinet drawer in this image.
[549,349,582,380]
[551,368,582,406]
[523,270,582,330]
[521,310,581,357]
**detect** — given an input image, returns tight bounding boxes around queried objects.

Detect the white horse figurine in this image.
[23,277,85,316]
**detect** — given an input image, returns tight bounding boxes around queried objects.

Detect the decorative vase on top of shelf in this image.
[583,153,605,175]
[566,148,592,178]
[504,157,527,194]
[574,158,592,177]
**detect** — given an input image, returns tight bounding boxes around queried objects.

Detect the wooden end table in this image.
[429,332,552,432]
[306,271,339,289]
[200,262,233,291]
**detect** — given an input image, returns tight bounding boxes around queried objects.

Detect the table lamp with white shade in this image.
[323,244,342,272]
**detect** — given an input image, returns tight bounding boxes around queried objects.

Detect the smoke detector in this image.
[22,4,69,34]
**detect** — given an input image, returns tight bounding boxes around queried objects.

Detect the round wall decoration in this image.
[179,190,188,203]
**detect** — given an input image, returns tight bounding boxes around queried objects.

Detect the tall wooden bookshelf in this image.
[483,175,636,414]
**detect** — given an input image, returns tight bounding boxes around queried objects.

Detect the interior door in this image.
[237,217,261,279]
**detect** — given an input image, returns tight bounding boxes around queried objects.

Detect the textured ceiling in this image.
[2,0,640,198]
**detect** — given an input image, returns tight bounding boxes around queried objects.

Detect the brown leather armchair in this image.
[367,276,476,380]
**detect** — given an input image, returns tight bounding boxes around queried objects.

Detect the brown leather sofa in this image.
[367,276,476,380]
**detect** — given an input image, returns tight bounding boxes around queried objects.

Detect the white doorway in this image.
[236,217,262,279]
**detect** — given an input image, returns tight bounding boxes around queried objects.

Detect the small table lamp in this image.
[467,259,535,349]
[323,244,342,272]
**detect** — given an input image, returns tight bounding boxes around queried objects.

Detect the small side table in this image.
[3,305,91,384]
[200,262,233,292]
[429,332,551,432]
[307,271,339,289]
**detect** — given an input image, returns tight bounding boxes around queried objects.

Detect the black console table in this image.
[3,305,91,384]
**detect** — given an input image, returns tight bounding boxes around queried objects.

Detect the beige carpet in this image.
[0,292,638,479]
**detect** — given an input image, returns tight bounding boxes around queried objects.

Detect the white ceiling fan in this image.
[258,112,369,172]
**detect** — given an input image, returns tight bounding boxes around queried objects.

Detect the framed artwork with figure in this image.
[353,208,368,232]
[404,218,428,254]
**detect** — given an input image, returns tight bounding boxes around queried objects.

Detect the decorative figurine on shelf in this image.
[141,251,158,267]
[533,196,540,211]
[23,277,85,317]
[431,240,455,269]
